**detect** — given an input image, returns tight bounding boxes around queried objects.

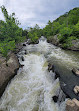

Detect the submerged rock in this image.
[66,98,79,111]
[55,71,60,79]
[0,52,19,97]
[19,64,24,68]
[72,68,79,76]
[21,56,24,61]
[48,63,54,72]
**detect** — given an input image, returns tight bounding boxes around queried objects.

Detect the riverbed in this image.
[0,37,79,111]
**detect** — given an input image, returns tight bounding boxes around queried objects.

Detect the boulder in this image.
[47,34,60,46]
[68,39,79,51]
[23,43,26,46]
[0,52,19,97]
[74,86,79,95]
[72,68,79,76]
[52,96,58,103]
[66,98,79,111]
[48,63,54,72]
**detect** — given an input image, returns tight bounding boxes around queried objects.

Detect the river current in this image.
[0,37,79,111]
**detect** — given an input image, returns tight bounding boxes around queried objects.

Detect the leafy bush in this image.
[0,5,26,57]
[0,41,15,57]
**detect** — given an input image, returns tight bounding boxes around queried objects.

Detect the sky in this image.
[0,0,79,29]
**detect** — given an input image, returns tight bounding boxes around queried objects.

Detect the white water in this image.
[1,37,79,111]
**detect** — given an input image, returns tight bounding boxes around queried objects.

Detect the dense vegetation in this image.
[28,7,79,48]
[27,24,43,43]
[0,6,27,57]
[43,7,79,48]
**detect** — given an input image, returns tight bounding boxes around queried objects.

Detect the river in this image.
[0,37,79,111]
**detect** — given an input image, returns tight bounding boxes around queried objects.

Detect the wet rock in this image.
[66,98,79,111]
[48,63,54,72]
[23,43,26,46]
[72,68,79,76]
[19,64,24,68]
[52,96,58,103]
[21,56,24,61]
[24,50,27,55]
[55,71,60,79]
[74,86,79,95]
[0,52,19,97]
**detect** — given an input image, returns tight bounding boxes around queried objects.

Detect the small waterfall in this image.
[1,37,79,111]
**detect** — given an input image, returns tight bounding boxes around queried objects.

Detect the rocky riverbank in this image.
[0,52,19,97]
[0,41,27,98]
[48,63,79,111]
[47,34,79,51]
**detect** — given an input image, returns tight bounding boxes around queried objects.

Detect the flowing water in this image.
[0,37,79,111]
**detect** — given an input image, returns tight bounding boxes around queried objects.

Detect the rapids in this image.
[0,37,79,111]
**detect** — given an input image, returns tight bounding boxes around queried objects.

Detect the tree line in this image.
[28,7,79,48]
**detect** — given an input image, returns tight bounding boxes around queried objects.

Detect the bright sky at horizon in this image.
[0,0,79,29]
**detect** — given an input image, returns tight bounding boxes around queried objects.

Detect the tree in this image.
[0,5,26,57]
[0,5,23,43]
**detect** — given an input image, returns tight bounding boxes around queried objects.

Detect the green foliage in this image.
[43,20,53,37]
[0,5,26,57]
[22,29,28,37]
[28,32,38,42]
[0,41,15,57]
[27,24,42,43]
[0,6,23,43]
[52,22,60,35]
[42,7,79,49]
[62,36,76,49]
[58,27,73,43]
[72,22,79,38]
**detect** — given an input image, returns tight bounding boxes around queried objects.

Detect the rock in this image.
[0,52,19,97]
[24,50,27,55]
[23,43,26,46]
[72,68,79,76]
[52,96,58,103]
[68,39,79,51]
[66,98,79,111]
[74,86,79,95]
[15,43,23,54]
[19,64,24,68]
[21,56,24,61]
[55,71,60,79]
[47,34,60,46]
[48,63,54,72]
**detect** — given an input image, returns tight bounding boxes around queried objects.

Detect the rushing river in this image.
[0,37,79,111]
